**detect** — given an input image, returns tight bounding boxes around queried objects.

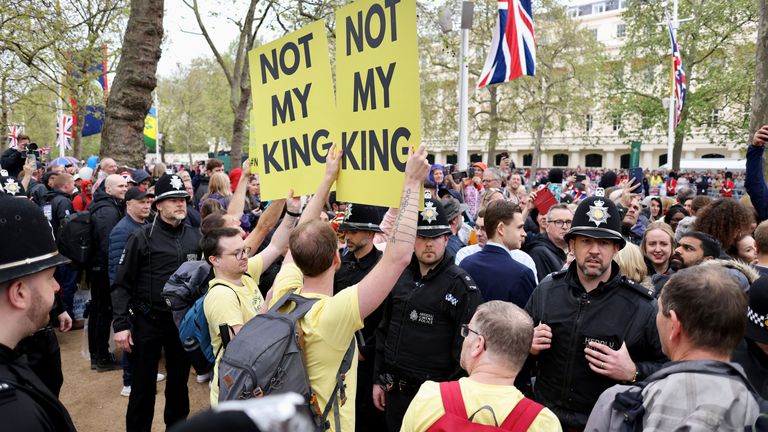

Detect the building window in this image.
[446,154,457,165]
[567,8,580,18]
[611,114,622,131]
[620,153,630,169]
[522,153,533,166]
[617,24,626,38]
[592,3,606,14]
[470,153,483,163]
[590,28,598,40]
[659,154,668,166]
[552,153,569,167]
[702,153,725,159]
[586,114,593,131]
[585,153,603,167]
[619,0,627,9]
[707,109,720,127]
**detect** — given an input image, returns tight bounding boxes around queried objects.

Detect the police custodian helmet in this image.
[338,203,383,233]
[152,173,189,209]
[564,193,626,248]
[0,198,70,284]
[417,197,452,238]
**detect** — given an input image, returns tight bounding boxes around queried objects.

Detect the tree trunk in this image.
[100,0,164,167]
[487,85,499,166]
[229,74,250,168]
[1,77,8,142]
[751,0,768,176]
[73,101,86,160]
[531,125,544,181]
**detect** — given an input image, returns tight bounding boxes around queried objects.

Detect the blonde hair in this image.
[204,172,232,199]
[614,243,647,284]
[640,221,676,260]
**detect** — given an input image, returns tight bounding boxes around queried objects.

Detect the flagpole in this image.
[57,82,65,158]
[154,92,160,163]
[457,1,474,171]
[666,0,679,169]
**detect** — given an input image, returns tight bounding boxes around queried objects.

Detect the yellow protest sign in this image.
[248,21,336,200]
[334,0,422,208]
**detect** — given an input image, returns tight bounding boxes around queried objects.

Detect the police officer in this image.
[112,173,201,432]
[0,196,76,431]
[373,198,483,432]
[334,203,385,432]
[524,193,666,429]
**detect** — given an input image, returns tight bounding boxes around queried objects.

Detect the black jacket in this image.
[42,189,74,239]
[0,147,23,178]
[111,217,201,332]
[374,252,482,384]
[524,262,666,428]
[0,344,76,432]
[193,176,210,207]
[88,188,125,268]
[524,234,567,281]
[334,246,383,359]
[732,338,768,399]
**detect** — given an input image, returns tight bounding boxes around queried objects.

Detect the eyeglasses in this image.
[219,247,251,260]
[460,324,482,338]
[547,219,573,228]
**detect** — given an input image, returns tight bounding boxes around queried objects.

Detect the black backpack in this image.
[56,211,93,268]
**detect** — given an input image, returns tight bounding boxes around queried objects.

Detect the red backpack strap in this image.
[499,397,545,431]
[439,381,468,418]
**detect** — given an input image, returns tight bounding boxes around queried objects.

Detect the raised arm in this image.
[357,145,430,319]
[244,198,285,255]
[257,192,301,269]
[299,144,340,225]
[747,125,768,222]
[228,160,250,218]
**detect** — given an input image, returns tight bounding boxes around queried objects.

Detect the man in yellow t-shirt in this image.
[202,197,299,405]
[401,301,562,432]
[263,143,431,431]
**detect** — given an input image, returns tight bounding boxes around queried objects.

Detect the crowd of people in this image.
[1,128,768,432]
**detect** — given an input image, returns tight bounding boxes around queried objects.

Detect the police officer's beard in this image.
[26,288,51,330]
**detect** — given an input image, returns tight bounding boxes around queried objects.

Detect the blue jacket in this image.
[108,215,146,284]
[459,243,537,308]
[746,144,768,222]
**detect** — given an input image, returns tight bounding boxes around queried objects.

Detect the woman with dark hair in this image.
[664,205,689,233]
[693,198,754,253]
[649,197,663,222]
[729,234,758,265]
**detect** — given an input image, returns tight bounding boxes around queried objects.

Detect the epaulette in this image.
[550,268,568,279]
[621,277,655,300]
[0,381,16,402]
[446,265,478,291]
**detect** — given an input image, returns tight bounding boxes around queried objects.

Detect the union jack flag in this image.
[668,22,686,128]
[478,0,536,88]
[56,113,73,151]
[7,125,23,149]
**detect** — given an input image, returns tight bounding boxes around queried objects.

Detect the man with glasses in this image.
[200,197,298,405]
[400,301,560,431]
[460,200,536,308]
[525,204,573,281]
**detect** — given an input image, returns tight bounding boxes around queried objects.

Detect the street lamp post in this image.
[457,1,474,170]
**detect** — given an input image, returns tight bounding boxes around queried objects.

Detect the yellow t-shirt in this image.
[401,377,562,432]
[205,254,265,405]
[268,263,363,432]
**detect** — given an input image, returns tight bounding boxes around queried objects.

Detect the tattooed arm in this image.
[299,143,341,225]
[357,145,430,319]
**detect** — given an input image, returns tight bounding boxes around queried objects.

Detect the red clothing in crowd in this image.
[722,179,734,197]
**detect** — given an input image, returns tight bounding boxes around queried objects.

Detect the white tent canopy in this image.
[658,158,746,172]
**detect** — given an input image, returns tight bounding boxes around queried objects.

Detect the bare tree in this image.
[100,0,163,167]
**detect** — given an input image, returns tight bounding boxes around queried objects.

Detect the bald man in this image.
[88,173,128,371]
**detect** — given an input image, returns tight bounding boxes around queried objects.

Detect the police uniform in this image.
[0,196,76,431]
[523,194,666,429]
[333,204,385,432]
[374,198,482,432]
[111,174,201,432]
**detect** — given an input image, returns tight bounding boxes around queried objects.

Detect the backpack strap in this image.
[439,381,468,418]
[318,338,356,431]
[499,397,544,431]
[208,283,242,355]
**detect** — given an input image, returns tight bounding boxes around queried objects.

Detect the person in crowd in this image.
[525,204,572,281]
[400,301,561,432]
[665,171,677,197]
[0,198,77,432]
[429,164,446,190]
[333,203,387,432]
[0,133,30,178]
[200,172,233,209]
[747,125,768,222]
[693,198,753,256]
[259,144,430,432]
[663,205,689,234]
[108,186,154,396]
[480,187,504,209]
[754,220,768,277]
[640,221,675,277]
[652,230,721,292]
[202,195,295,405]
[87,174,129,372]
[93,157,118,191]
[722,170,735,197]
[525,195,665,429]
[462,166,484,220]
[648,196,663,222]
[441,197,467,258]
[374,196,483,432]
[112,173,202,432]
[482,168,504,193]
[133,168,152,190]
[733,276,768,399]
[460,200,535,307]
[586,266,760,430]
[730,234,758,265]
[193,158,225,207]
[72,179,93,211]
[614,243,654,291]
